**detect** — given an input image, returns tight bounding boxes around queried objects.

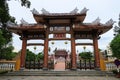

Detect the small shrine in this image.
[55,50,68,59]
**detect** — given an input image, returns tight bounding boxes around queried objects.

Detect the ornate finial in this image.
[31,8,39,15]
[91,17,101,25]
[6,21,16,27]
[105,19,115,26]
[70,7,78,14]
[20,18,29,25]
[80,7,89,14]
[41,8,50,15]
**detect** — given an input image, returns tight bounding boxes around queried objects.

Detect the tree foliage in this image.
[26,49,35,61]
[0,0,14,60]
[0,0,30,60]
[25,49,44,61]
[37,52,44,60]
[110,34,120,59]
[20,0,31,8]
[110,14,120,59]
[79,52,93,60]
[114,14,120,35]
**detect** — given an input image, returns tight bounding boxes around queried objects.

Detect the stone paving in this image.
[54,62,65,70]
[0,76,119,80]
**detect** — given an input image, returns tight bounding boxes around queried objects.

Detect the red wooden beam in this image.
[27,43,44,46]
[76,43,93,46]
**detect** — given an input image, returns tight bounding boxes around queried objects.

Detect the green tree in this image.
[114,14,120,35]
[79,52,93,60]
[26,49,35,61]
[110,34,120,59]
[0,0,15,60]
[0,30,5,48]
[18,0,31,8]
[110,14,120,59]
[37,52,44,60]
[0,0,30,60]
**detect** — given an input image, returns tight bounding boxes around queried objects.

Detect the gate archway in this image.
[7,8,113,70]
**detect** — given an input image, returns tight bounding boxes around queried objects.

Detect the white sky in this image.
[8,0,120,54]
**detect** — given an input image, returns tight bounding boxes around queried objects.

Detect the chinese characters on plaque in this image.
[49,26,70,39]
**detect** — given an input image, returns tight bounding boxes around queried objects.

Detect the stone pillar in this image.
[43,28,49,70]
[71,28,77,70]
[93,34,100,69]
[20,38,27,70]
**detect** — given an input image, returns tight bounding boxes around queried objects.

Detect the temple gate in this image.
[6,7,114,70]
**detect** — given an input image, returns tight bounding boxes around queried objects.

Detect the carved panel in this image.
[27,34,45,39]
[75,34,92,39]
[49,26,70,32]
[53,33,66,39]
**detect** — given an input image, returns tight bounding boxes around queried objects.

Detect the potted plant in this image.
[112,69,120,78]
[113,59,120,78]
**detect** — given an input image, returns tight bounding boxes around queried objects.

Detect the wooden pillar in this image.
[20,38,27,70]
[43,27,49,70]
[93,33,100,69]
[71,28,77,70]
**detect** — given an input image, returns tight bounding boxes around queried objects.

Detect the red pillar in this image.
[43,29,49,70]
[93,34,100,68]
[71,28,76,70]
[20,38,27,70]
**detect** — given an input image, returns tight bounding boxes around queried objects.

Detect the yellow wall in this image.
[99,52,106,71]
[13,52,21,71]
[100,59,106,71]
[15,58,20,71]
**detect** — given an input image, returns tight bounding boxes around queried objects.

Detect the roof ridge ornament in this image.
[20,18,29,26]
[31,8,39,15]
[6,21,17,27]
[41,8,50,15]
[91,17,101,25]
[70,7,78,14]
[80,7,89,14]
[105,19,115,26]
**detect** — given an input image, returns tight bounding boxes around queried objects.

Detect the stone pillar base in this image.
[19,67,25,71]
[95,67,101,71]
[43,67,48,70]
[71,68,77,71]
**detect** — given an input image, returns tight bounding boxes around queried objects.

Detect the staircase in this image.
[1,70,114,76]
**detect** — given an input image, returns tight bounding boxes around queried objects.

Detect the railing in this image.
[77,60,95,70]
[25,61,43,69]
[1,60,116,71]
[0,60,16,71]
[65,59,95,70]
[25,60,54,69]
[105,61,117,71]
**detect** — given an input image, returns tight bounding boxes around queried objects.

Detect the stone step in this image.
[1,70,114,76]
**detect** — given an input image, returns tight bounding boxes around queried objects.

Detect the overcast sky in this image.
[8,0,120,54]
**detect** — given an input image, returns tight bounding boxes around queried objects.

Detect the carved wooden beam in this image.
[27,43,44,46]
[49,38,71,41]
[76,43,93,46]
